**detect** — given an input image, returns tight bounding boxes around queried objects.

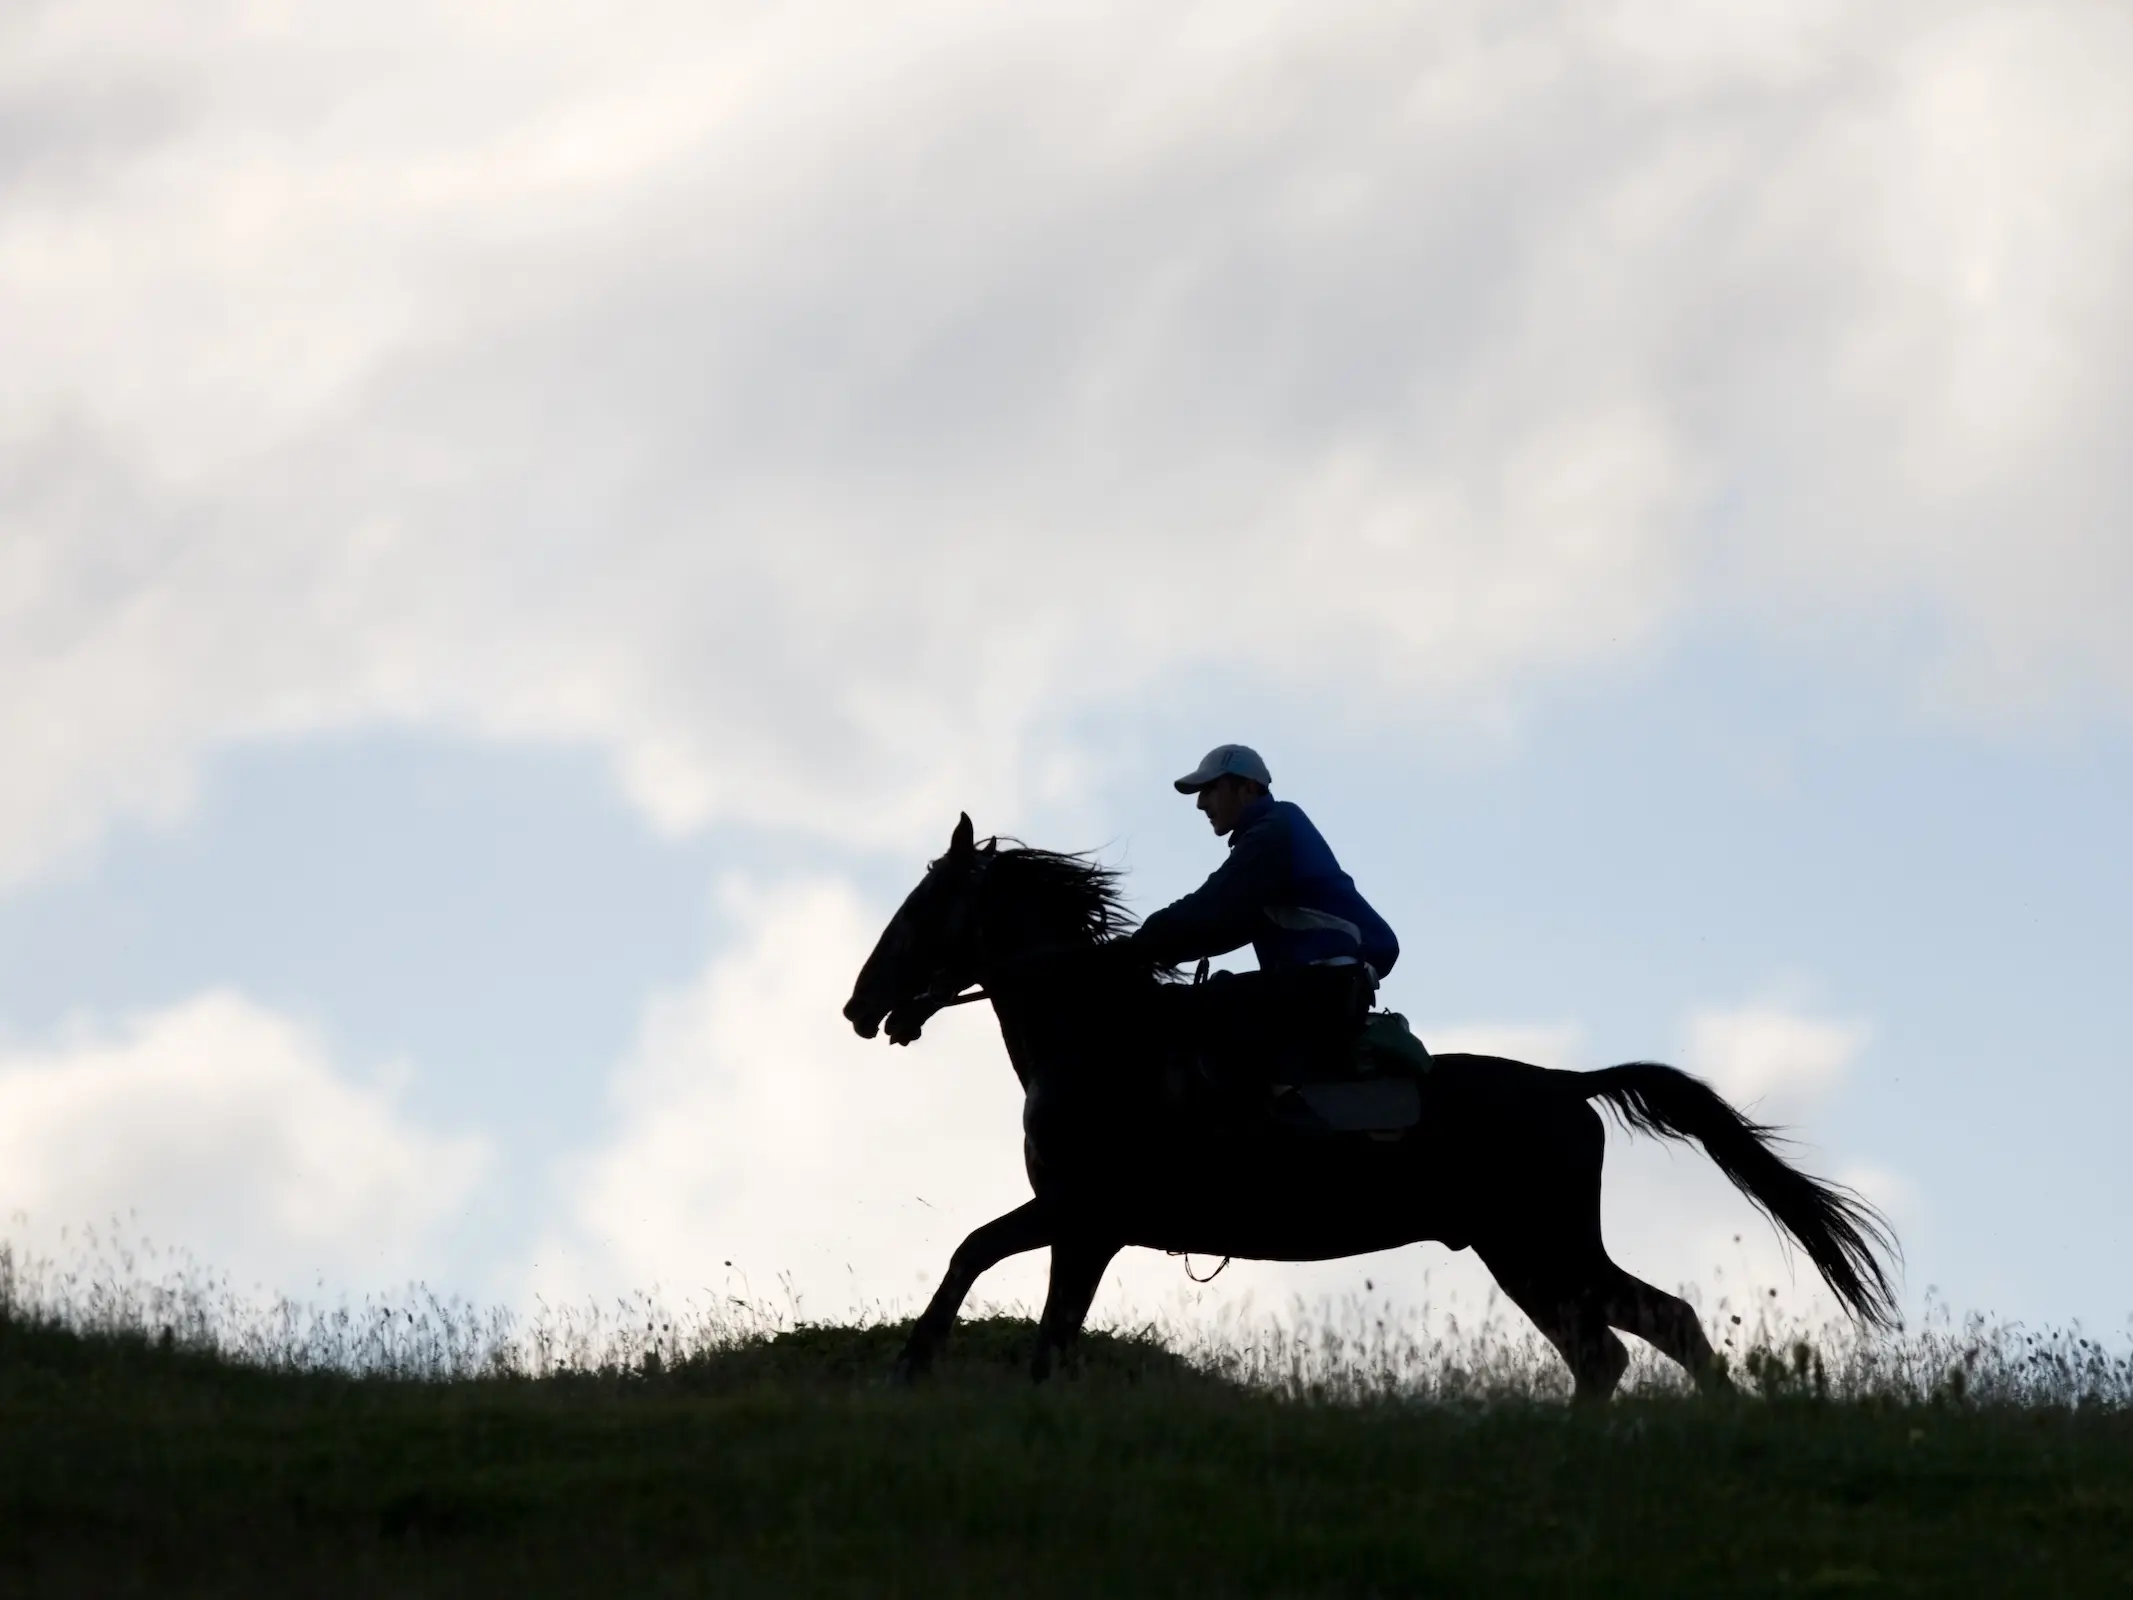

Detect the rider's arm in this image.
[1132,808,1289,964]
[1358,901,1400,978]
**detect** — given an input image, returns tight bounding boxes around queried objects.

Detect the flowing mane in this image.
[985,841,1135,946]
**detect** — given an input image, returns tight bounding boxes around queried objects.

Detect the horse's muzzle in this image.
[842,995,882,1039]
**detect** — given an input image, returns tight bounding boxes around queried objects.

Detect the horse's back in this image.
[1418,1052,1601,1163]
[1423,1051,1575,1099]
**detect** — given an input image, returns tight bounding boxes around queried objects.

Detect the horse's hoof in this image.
[887,1352,928,1387]
[1028,1347,1053,1385]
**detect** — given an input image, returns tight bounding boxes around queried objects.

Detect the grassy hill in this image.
[5,1301,2132,1597]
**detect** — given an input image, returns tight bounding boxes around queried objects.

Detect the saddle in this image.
[1173,966,1431,1137]
[1275,1011,1431,1136]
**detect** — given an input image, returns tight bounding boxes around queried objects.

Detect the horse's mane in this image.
[987,840,1135,945]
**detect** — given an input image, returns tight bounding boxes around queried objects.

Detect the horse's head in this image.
[843,812,996,1040]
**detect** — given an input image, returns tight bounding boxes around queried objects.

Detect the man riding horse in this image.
[1129,744,1400,1086]
[844,803,1897,1396]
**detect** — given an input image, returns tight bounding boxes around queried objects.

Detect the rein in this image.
[1174,1252,1232,1283]
[918,937,1125,1016]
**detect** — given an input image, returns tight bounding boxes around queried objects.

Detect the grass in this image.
[4,1241,2133,1596]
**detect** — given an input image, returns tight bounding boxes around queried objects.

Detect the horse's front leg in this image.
[1029,1234,1122,1383]
[892,1200,1052,1384]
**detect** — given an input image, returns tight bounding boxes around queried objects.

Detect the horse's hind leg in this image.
[1567,1309,1631,1403]
[1603,1269,1728,1392]
[1477,1106,1629,1402]
[1475,1242,1628,1402]
[1505,1281,1629,1402]
[894,1201,1051,1383]
[1029,1235,1120,1384]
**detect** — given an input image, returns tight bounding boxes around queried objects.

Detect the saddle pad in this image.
[1295,1077,1421,1133]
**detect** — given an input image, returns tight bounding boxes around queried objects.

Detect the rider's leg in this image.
[1196,969,1272,1088]
[1029,1235,1121,1383]
[1257,965,1371,1082]
[893,1201,1052,1382]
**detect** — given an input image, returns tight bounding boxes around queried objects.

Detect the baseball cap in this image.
[1173,743,1273,793]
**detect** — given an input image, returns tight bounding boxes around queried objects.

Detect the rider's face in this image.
[1196,775,1257,836]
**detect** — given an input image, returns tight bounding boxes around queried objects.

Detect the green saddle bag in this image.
[1356,1009,1432,1077]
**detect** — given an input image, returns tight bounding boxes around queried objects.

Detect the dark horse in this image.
[843,815,1899,1401]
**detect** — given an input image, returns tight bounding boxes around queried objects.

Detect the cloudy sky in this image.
[4,0,2129,1337]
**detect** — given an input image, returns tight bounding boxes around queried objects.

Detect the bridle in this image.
[906,937,1117,1021]
[898,845,1001,1020]
[894,845,1113,1025]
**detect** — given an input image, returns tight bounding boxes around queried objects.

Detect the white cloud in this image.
[1681,1002,1869,1116]
[1,3,2129,887]
[0,992,489,1289]
[535,877,1051,1314]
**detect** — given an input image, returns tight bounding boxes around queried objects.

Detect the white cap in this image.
[1173,743,1273,793]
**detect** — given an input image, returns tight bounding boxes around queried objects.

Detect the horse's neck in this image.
[978,920,1092,1047]
[981,921,1153,1093]
[985,902,1097,970]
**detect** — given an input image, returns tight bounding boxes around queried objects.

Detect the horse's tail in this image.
[1573,1061,1901,1330]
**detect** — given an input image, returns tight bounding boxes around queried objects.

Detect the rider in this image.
[1129,744,1399,1084]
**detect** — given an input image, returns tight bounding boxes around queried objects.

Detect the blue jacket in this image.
[1137,796,1400,977]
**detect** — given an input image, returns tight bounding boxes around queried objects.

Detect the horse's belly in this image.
[1105,1136,1457,1260]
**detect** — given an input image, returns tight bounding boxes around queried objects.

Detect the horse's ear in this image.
[949,812,975,859]
[981,836,998,856]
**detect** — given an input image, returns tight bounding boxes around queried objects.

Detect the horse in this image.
[842,814,1899,1401]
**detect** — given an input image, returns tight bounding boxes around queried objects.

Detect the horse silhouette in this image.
[843,814,1898,1401]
